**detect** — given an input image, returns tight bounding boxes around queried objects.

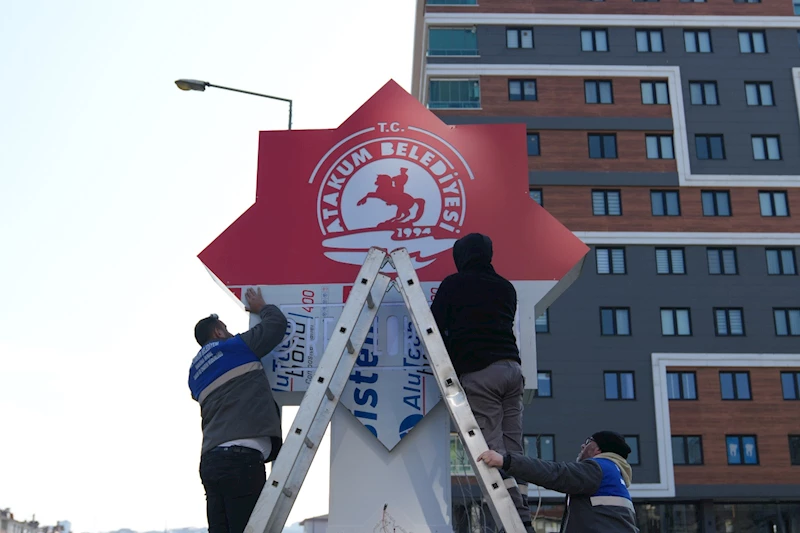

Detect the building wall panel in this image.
[669,366,800,486]
[426,0,791,17]
[534,186,800,232]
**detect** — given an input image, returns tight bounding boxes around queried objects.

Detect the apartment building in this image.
[412,0,800,531]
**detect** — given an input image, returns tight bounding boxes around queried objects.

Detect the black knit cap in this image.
[591,431,631,459]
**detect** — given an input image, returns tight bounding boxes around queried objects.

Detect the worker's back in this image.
[431,233,520,376]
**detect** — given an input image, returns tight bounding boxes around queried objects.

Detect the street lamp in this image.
[174,78,293,130]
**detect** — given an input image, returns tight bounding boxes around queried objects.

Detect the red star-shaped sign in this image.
[199,80,588,289]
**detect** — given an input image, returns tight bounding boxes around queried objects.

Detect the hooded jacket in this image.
[503,452,638,533]
[430,233,520,376]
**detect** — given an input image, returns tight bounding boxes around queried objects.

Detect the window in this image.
[625,436,640,465]
[759,191,789,216]
[600,308,631,336]
[734,0,762,2]
[720,371,751,399]
[667,372,697,400]
[507,28,534,49]
[752,136,782,161]
[680,0,707,2]
[774,309,800,336]
[428,80,480,109]
[535,371,552,397]
[581,28,609,51]
[656,248,686,274]
[689,82,719,105]
[596,247,626,274]
[783,372,800,400]
[701,190,731,216]
[651,190,680,215]
[684,30,712,52]
[592,190,622,215]
[745,82,774,106]
[588,134,617,159]
[524,435,555,460]
[661,309,692,336]
[715,309,745,336]
[707,247,737,274]
[790,436,800,465]
[450,433,473,475]
[726,435,758,465]
[696,135,725,160]
[605,371,635,399]
[585,80,614,104]
[641,81,669,104]
[766,248,796,275]
[795,1,800,15]
[672,436,703,465]
[636,29,664,52]
[428,27,478,56]
[535,310,549,333]
[527,133,541,156]
[509,79,537,101]
[646,135,675,160]
[739,31,767,53]
[529,189,543,206]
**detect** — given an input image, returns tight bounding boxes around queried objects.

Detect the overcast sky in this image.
[0,1,415,531]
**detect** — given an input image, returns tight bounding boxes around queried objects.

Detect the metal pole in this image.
[206,83,293,130]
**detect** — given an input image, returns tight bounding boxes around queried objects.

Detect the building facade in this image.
[412,0,800,531]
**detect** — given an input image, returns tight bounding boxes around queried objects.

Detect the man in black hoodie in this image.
[431,233,532,530]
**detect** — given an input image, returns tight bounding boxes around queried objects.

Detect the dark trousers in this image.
[461,360,531,524]
[199,447,266,533]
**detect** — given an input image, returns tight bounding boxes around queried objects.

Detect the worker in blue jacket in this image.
[189,287,288,533]
[479,430,639,533]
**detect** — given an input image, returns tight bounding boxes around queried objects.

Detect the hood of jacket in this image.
[453,233,494,273]
[595,452,633,487]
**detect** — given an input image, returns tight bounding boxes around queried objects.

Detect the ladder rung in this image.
[325,387,335,401]
[346,339,355,354]
[304,437,314,449]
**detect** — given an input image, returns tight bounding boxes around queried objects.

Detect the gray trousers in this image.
[461,359,531,524]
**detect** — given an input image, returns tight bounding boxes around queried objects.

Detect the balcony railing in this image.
[427,0,478,4]
[427,48,479,56]
[428,100,481,109]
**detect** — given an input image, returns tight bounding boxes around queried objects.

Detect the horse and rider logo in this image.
[311,126,473,269]
[356,168,426,227]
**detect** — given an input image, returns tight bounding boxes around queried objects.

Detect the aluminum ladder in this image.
[245,246,526,533]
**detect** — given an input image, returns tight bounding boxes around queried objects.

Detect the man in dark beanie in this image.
[478,430,638,532]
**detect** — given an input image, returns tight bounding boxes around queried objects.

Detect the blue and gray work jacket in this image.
[504,452,639,532]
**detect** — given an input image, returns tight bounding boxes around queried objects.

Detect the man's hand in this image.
[245,287,267,314]
[477,450,504,468]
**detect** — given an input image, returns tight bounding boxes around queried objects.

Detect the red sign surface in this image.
[199,80,588,289]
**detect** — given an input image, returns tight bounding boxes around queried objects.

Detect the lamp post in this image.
[175,79,293,130]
